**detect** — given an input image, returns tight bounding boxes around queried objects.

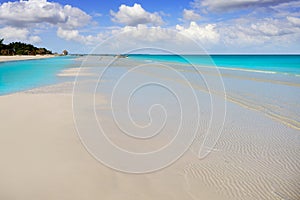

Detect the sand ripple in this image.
[184,107,300,200]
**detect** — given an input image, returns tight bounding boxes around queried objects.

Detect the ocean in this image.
[1,55,300,95]
[128,55,300,75]
[0,56,75,95]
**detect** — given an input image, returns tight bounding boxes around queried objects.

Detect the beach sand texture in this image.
[0,55,55,62]
[0,57,299,199]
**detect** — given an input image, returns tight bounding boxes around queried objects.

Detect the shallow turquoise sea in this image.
[1,55,300,95]
[128,55,300,75]
[0,56,75,95]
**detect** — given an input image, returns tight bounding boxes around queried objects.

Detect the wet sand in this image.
[0,55,55,62]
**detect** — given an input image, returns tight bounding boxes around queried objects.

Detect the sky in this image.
[0,0,300,54]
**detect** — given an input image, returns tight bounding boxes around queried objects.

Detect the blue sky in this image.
[0,0,300,54]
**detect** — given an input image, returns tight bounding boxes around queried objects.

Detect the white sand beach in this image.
[0,55,55,62]
[0,57,299,200]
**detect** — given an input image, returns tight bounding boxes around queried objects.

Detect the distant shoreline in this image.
[0,55,55,63]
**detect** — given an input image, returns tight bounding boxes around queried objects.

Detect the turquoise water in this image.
[0,57,74,95]
[1,55,300,95]
[128,55,300,75]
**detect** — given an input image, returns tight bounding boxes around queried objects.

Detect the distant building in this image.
[62,50,68,56]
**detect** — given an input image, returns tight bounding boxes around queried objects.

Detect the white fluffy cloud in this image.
[252,23,283,36]
[0,0,91,28]
[219,17,300,49]
[0,26,41,43]
[114,25,173,42]
[117,22,220,46]
[57,27,82,41]
[0,0,93,45]
[0,0,64,27]
[61,5,91,29]
[88,22,221,54]
[192,0,298,12]
[0,1,298,53]
[110,3,164,26]
[287,16,300,27]
[271,0,300,15]
[56,27,104,45]
[183,9,201,21]
[176,22,219,43]
[178,0,300,52]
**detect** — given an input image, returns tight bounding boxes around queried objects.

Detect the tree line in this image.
[0,39,52,55]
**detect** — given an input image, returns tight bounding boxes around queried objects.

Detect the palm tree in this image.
[0,39,52,55]
[0,38,5,55]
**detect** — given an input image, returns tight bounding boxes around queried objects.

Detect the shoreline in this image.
[0,56,299,199]
[0,72,299,199]
[0,55,55,63]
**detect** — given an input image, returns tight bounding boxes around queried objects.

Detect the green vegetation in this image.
[0,38,52,55]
